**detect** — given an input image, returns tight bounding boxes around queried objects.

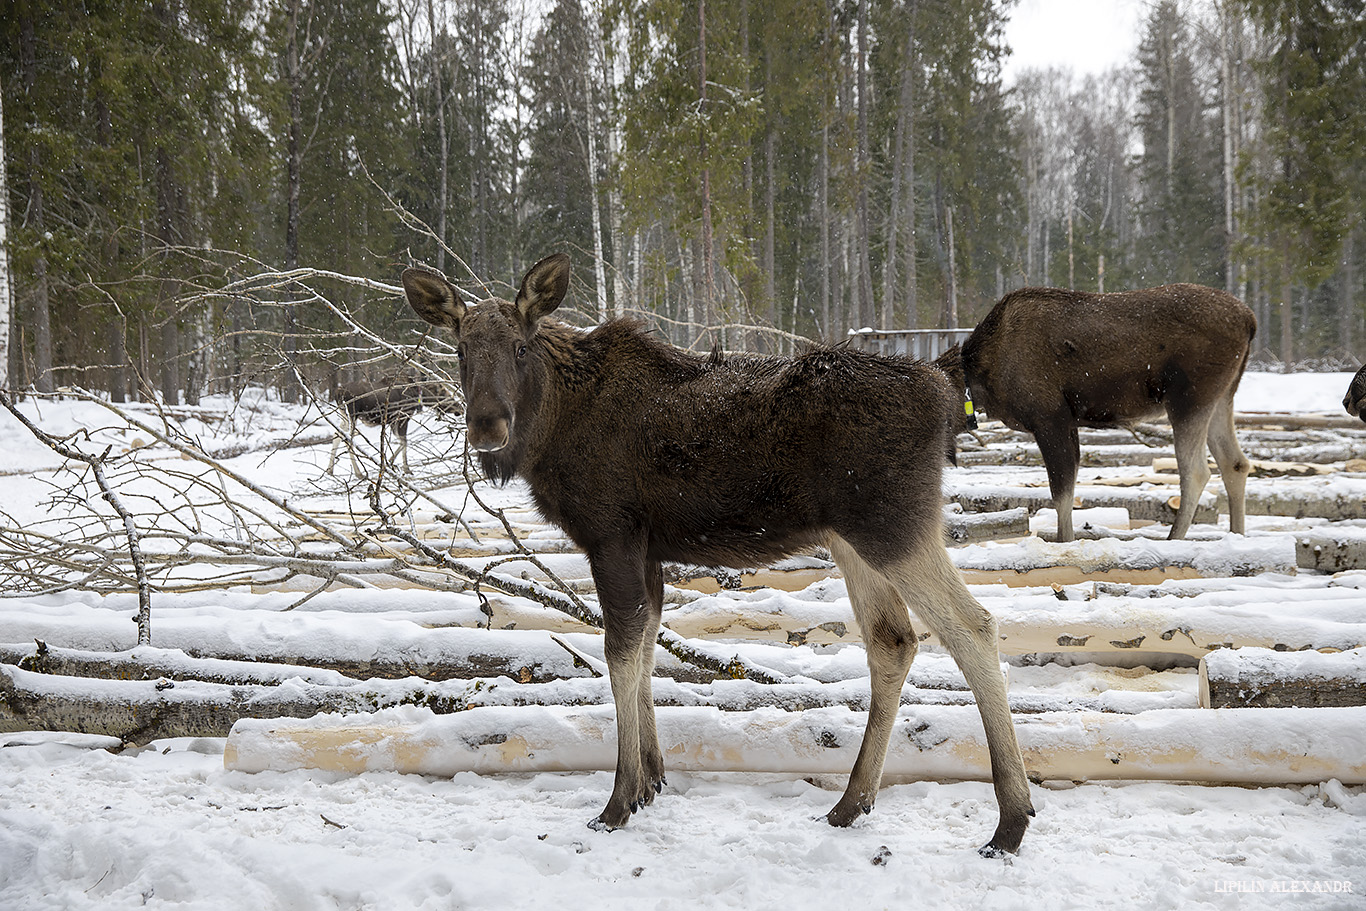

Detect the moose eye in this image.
[516,344,528,359]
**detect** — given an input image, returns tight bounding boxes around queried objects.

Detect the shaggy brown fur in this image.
[401,254,1034,856]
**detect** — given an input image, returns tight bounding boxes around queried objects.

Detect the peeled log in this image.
[1199,647,1366,709]
[224,703,1366,785]
[662,593,1362,658]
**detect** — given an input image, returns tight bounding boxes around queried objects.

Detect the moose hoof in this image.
[825,801,872,828]
[588,815,620,833]
[978,812,1032,857]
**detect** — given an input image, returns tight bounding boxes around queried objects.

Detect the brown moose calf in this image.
[940,284,1256,542]
[401,254,1034,857]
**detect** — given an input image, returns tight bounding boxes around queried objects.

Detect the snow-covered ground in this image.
[1,372,1365,910]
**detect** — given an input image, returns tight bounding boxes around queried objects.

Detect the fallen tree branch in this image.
[1,391,154,644]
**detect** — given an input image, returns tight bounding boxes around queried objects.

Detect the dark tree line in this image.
[2,0,1363,402]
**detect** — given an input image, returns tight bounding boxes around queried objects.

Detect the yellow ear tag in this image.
[964,401,974,417]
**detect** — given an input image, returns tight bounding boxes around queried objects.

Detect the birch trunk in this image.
[583,58,608,322]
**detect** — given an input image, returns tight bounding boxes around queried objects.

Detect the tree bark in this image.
[881,9,915,332]
[854,0,874,330]
[155,146,181,407]
[0,71,10,391]
[425,0,449,274]
[282,0,304,403]
[1200,647,1366,709]
[583,48,608,322]
[697,0,715,326]
[18,14,53,394]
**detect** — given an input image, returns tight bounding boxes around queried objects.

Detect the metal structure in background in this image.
[849,328,974,361]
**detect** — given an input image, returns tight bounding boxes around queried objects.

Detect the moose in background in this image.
[326,371,462,476]
[937,283,1257,542]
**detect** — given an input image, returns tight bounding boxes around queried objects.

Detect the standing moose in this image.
[401,254,1034,856]
[939,284,1256,542]
[326,373,461,476]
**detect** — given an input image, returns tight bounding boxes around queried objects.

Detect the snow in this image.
[2,372,1366,909]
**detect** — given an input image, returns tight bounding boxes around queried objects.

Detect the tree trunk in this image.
[881,11,915,332]
[107,316,127,403]
[698,0,715,326]
[425,0,449,274]
[854,0,873,330]
[764,100,777,339]
[0,72,10,392]
[819,103,831,338]
[602,22,626,317]
[1220,5,1237,294]
[902,19,918,330]
[583,48,608,322]
[155,146,180,406]
[18,15,53,394]
[1280,254,1294,366]
[945,205,957,328]
[282,0,303,404]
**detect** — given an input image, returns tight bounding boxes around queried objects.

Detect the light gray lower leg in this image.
[1169,410,1214,540]
[890,542,1034,855]
[596,633,644,830]
[1206,397,1250,534]
[827,538,918,826]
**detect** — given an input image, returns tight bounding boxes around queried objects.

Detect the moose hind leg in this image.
[1168,404,1215,540]
[1206,394,1250,535]
[826,537,918,827]
[888,540,1034,856]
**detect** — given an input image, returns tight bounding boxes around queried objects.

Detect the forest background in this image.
[1,0,1363,405]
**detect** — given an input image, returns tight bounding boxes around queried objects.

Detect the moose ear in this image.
[515,253,570,327]
[402,268,466,332]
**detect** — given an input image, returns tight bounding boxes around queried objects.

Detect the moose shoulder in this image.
[401,254,1034,856]
[941,283,1256,542]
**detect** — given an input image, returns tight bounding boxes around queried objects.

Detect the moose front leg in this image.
[1034,418,1081,543]
[588,542,665,830]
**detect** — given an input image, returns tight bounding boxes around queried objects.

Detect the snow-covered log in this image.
[1234,412,1366,430]
[223,703,1366,785]
[944,507,1031,545]
[946,484,1218,526]
[663,576,1363,658]
[1199,647,1366,709]
[0,618,595,684]
[1296,529,1366,572]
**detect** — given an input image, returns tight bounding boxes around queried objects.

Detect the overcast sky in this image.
[1001,0,1148,84]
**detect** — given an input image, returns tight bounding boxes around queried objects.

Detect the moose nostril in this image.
[467,414,511,452]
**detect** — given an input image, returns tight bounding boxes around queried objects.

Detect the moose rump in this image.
[401,254,1034,856]
[952,283,1256,542]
